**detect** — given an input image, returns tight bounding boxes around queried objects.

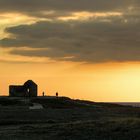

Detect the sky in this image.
[0,0,140,101]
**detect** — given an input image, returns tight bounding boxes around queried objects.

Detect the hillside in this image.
[0,96,140,140]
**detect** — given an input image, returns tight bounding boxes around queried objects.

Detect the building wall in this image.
[9,85,26,97]
[9,80,38,97]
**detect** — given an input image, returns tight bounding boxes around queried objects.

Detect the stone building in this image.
[9,80,37,97]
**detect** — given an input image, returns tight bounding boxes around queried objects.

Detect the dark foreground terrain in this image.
[0,96,140,140]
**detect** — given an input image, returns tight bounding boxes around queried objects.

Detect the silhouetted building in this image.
[9,80,37,97]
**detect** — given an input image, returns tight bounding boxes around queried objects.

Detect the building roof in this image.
[24,80,37,86]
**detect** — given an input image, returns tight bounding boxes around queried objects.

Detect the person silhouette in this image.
[42,92,45,97]
[56,92,58,97]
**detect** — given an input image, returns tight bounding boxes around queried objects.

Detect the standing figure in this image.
[56,92,58,97]
[42,92,45,97]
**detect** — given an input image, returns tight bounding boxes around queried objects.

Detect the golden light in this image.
[0,12,45,39]
[58,11,123,21]
[0,10,140,102]
[1,60,140,102]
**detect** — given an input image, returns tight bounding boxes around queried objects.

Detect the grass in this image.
[0,96,140,139]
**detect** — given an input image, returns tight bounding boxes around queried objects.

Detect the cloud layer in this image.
[0,0,140,63]
[0,0,133,12]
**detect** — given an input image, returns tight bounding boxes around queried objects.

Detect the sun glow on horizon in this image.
[1,61,140,102]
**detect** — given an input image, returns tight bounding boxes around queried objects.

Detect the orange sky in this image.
[0,1,140,101]
[1,61,140,102]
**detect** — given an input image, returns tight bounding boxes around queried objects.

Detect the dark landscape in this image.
[0,96,140,140]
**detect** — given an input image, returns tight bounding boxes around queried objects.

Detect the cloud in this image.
[0,0,140,63]
[0,0,132,12]
[1,13,140,63]
[0,0,139,21]
[0,0,138,19]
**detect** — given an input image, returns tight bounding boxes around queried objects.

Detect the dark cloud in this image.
[0,0,140,63]
[1,15,140,63]
[0,0,139,22]
[0,0,137,18]
[0,0,131,11]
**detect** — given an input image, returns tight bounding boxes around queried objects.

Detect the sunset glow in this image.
[0,0,140,102]
[58,11,122,21]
